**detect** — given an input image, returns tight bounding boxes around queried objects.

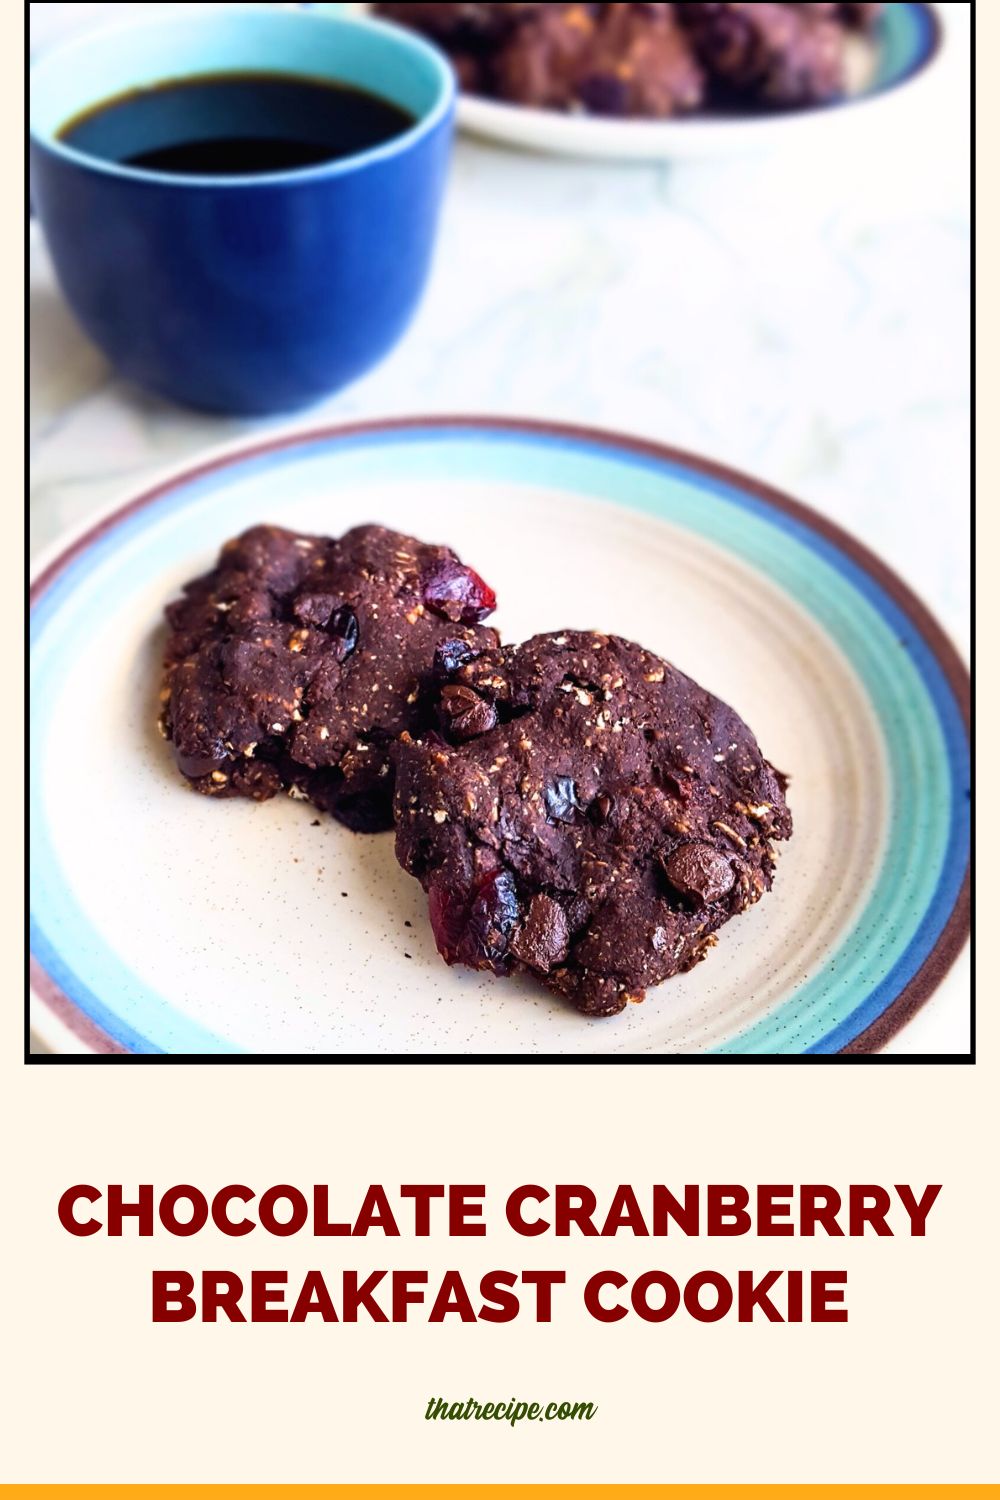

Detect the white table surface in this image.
[29,2,971,1055]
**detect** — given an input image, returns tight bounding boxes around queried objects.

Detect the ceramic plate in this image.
[451,3,943,161]
[29,419,969,1057]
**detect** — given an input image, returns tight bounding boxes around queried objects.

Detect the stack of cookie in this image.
[162,524,792,1018]
[373,2,884,117]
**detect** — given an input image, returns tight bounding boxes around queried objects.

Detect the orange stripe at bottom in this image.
[2,1487,997,1497]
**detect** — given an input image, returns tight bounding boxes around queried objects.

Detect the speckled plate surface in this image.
[448,3,943,161]
[29,418,969,1056]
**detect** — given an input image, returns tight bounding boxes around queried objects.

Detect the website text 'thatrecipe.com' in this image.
[425,1397,598,1428]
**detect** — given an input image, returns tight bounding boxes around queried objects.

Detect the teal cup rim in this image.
[28,5,456,189]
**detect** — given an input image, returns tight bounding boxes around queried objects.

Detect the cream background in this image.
[0,1069,996,1484]
[13,2,986,1488]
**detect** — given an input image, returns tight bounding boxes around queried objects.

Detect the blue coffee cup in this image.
[29,8,455,414]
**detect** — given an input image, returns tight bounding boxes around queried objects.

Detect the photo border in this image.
[26,418,973,1066]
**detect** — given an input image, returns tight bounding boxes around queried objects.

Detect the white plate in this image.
[443,3,943,161]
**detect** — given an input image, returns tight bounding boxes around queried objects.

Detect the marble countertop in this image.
[29,3,971,1053]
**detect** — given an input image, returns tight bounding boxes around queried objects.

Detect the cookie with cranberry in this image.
[676,2,846,107]
[161,524,499,832]
[394,631,792,1017]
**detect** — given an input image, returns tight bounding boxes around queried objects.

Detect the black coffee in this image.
[57,71,416,175]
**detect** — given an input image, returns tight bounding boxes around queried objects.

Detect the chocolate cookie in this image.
[394,631,792,1016]
[490,5,599,111]
[838,2,883,28]
[573,4,705,117]
[162,524,499,832]
[676,2,846,107]
[494,3,704,117]
[780,3,881,25]
[373,4,561,48]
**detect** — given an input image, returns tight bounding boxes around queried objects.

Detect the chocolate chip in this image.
[545,776,583,823]
[511,893,570,975]
[589,792,614,826]
[441,685,479,714]
[176,748,227,779]
[440,684,498,742]
[329,605,359,660]
[661,842,736,907]
[434,638,478,677]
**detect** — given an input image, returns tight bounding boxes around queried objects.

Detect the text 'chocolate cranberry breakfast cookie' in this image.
[395,631,792,1017]
[161,524,499,832]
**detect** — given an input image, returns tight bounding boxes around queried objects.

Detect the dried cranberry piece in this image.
[428,869,520,974]
[545,776,583,823]
[440,684,498,742]
[466,870,519,969]
[428,881,466,964]
[329,605,360,660]
[422,558,497,624]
